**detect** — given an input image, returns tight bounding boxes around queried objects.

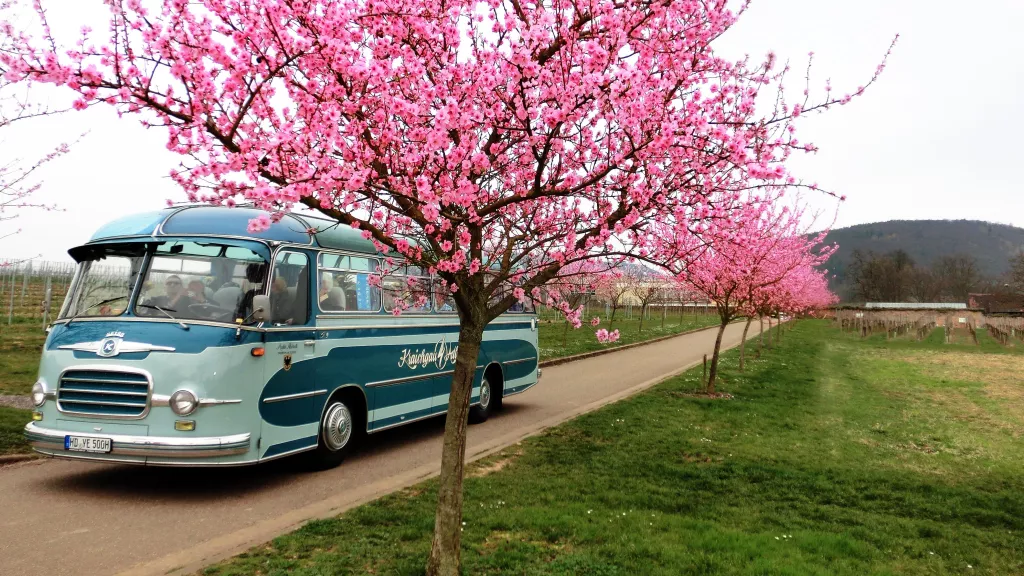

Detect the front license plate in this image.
[64,435,112,453]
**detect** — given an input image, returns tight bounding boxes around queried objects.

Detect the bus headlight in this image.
[31,381,46,407]
[169,390,198,416]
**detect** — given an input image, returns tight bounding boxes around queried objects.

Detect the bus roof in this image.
[84,206,379,255]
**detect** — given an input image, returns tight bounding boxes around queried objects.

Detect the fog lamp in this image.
[174,420,196,432]
[31,381,46,407]
[31,411,43,421]
[169,389,198,416]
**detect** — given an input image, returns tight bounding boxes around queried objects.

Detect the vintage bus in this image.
[24,206,541,467]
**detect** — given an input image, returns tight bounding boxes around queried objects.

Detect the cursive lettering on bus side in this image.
[397,337,459,371]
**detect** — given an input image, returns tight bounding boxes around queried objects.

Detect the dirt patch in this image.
[479,530,572,557]
[468,448,522,478]
[670,391,734,400]
[400,486,426,499]
[0,395,32,410]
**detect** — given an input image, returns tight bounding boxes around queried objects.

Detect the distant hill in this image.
[818,220,1024,299]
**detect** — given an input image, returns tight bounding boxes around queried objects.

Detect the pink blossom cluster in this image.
[595,329,620,344]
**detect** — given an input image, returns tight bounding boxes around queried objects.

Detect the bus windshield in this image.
[60,245,147,319]
[134,241,268,324]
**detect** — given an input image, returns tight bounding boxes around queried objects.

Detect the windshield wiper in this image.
[67,296,128,326]
[137,304,190,331]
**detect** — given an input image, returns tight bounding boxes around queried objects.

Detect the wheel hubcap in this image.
[323,402,353,451]
[479,377,491,410]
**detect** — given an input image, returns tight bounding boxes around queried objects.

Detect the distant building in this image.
[864,302,967,310]
[968,293,1024,315]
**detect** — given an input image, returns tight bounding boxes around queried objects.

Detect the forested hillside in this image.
[820,220,1024,300]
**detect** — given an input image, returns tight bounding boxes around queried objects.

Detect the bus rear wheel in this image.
[308,396,362,469]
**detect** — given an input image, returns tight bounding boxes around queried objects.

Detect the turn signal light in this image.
[31,411,43,421]
[174,420,196,432]
[251,347,265,357]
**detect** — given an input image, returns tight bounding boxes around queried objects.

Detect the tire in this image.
[468,375,496,424]
[307,397,361,469]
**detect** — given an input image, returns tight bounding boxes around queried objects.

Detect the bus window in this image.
[382,273,431,313]
[318,253,382,313]
[270,251,310,325]
[432,278,457,313]
[61,254,144,319]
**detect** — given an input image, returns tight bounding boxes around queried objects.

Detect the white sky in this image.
[2,0,1022,261]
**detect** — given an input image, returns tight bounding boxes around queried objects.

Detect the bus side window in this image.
[271,251,310,325]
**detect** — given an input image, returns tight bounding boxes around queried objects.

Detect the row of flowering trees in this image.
[2,0,883,573]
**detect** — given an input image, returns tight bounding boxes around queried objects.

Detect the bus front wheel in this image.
[309,397,362,469]
[468,375,496,424]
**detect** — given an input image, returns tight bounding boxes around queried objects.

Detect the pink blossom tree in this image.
[3,0,889,572]
[0,5,71,241]
[662,200,836,392]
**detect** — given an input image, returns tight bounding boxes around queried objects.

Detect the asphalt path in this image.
[0,321,757,576]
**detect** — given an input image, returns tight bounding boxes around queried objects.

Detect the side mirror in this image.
[252,295,270,322]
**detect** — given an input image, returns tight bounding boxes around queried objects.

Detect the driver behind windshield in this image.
[144,275,193,311]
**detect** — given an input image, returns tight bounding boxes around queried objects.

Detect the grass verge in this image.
[200,320,1024,576]
[0,317,47,396]
[538,311,719,361]
[0,406,33,455]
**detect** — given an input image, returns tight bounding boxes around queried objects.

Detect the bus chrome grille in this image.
[57,369,151,419]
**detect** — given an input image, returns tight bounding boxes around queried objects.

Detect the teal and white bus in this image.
[24,206,541,467]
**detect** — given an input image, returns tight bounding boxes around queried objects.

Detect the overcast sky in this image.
[2,0,1021,262]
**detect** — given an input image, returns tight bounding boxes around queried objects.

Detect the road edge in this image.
[115,322,760,576]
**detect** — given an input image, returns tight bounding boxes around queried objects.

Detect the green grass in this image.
[201,320,1024,576]
[0,406,32,455]
[0,316,47,396]
[537,309,720,361]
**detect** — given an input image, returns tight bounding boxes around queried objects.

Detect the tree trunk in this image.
[426,320,485,576]
[757,317,764,357]
[609,304,617,329]
[661,304,666,329]
[562,320,570,347]
[639,304,647,331]
[775,316,782,343]
[739,317,753,371]
[706,319,728,394]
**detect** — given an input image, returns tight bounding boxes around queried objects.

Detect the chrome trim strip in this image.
[502,380,539,398]
[367,399,482,434]
[262,389,328,403]
[198,398,243,406]
[57,341,176,355]
[25,423,251,458]
[369,409,454,433]
[55,398,147,408]
[50,316,264,331]
[151,394,241,408]
[366,371,452,389]
[503,357,537,365]
[55,365,153,420]
[60,378,151,388]
[35,451,262,467]
[258,444,318,463]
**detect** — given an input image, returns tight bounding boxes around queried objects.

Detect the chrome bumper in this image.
[24,422,251,459]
